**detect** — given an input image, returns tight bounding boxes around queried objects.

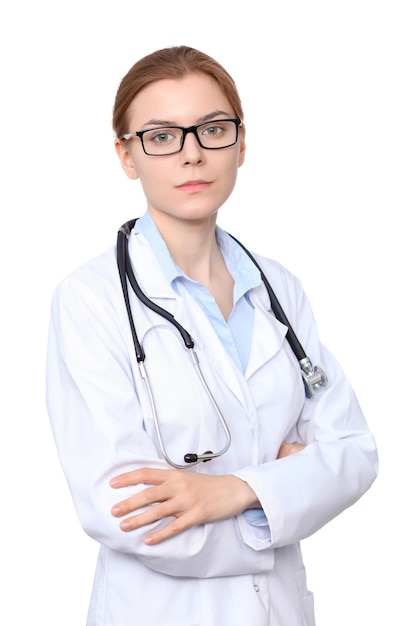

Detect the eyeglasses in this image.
[120,118,242,156]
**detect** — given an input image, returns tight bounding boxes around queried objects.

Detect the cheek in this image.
[137,164,171,199]
[134,157,160,183]
[221,157,240,188]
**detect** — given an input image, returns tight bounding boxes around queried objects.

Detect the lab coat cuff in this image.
[236,508,272,550]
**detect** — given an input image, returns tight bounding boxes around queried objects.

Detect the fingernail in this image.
[120,520,130,531]
[145,536,154,545]
[112,506,121,516]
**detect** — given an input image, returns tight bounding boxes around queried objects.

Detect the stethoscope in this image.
[117,219,327,469]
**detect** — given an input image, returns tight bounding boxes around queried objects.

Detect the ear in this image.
[114,139,140,180]
[237,124,246,168]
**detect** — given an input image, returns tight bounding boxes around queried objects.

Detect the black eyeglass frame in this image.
[120,118,242,156]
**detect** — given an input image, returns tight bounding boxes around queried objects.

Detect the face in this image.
[115,73,245,226]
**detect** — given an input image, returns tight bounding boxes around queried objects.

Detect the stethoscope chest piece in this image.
[300,358,328,399]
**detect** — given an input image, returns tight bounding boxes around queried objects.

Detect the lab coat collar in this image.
[127,227,178,300]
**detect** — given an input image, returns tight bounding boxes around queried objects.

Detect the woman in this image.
[46,45,378,626]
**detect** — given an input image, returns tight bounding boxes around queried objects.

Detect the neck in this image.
[148,208,234,320]
[148,210,221,281]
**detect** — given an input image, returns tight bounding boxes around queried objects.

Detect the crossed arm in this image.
[110,441,305,545]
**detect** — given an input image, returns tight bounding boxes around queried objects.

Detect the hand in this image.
[110,468,260,545]
[277,441,306,459]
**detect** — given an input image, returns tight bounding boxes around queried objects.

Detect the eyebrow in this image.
[141,110,233,128]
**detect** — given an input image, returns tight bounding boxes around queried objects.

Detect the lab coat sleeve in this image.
[233,261,378,550]
[46,257,275,579]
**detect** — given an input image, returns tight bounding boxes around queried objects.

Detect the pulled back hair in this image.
[112,45,244,138]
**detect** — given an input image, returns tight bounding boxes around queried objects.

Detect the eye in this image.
[201,124,224,137]
[150,130,176,144]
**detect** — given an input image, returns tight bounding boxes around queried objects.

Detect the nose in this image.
[180,129,204,165]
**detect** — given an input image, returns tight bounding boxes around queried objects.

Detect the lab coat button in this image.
[254,584,260,592]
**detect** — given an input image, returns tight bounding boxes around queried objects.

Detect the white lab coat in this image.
[46,228,378,626]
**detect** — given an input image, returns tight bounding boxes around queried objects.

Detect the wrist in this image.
[228,475,261,511]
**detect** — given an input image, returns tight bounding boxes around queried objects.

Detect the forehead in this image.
[128,74,233,126]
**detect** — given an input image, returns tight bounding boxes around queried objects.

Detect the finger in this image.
[111,493,145,517]
[110,470,143,488]
[119,501,174,532]
[111,485,168,517]
[144,515,191,544]
[110,468,169,488]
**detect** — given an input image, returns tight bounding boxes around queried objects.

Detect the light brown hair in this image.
[112,45,244,138]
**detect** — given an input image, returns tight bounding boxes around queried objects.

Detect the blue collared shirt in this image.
[134,212,261,373]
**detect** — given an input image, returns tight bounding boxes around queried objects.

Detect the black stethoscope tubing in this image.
[118,218,307,362]
[117,218,327,390]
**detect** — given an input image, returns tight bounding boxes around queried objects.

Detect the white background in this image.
[1,1,416,624]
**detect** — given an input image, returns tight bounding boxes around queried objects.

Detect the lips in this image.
[176,180,211,193]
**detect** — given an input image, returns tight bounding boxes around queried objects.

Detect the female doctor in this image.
[46,45,378,626]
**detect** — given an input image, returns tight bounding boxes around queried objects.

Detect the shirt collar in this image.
[133,211,262,297]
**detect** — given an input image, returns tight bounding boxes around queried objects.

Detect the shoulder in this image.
[253,252,307,320]
[51,246,121,316]
[219,229,306,315]
[251,251,303,292]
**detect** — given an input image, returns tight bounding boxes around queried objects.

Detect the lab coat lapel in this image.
[245,285,289,379]
[174,292,251,408]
